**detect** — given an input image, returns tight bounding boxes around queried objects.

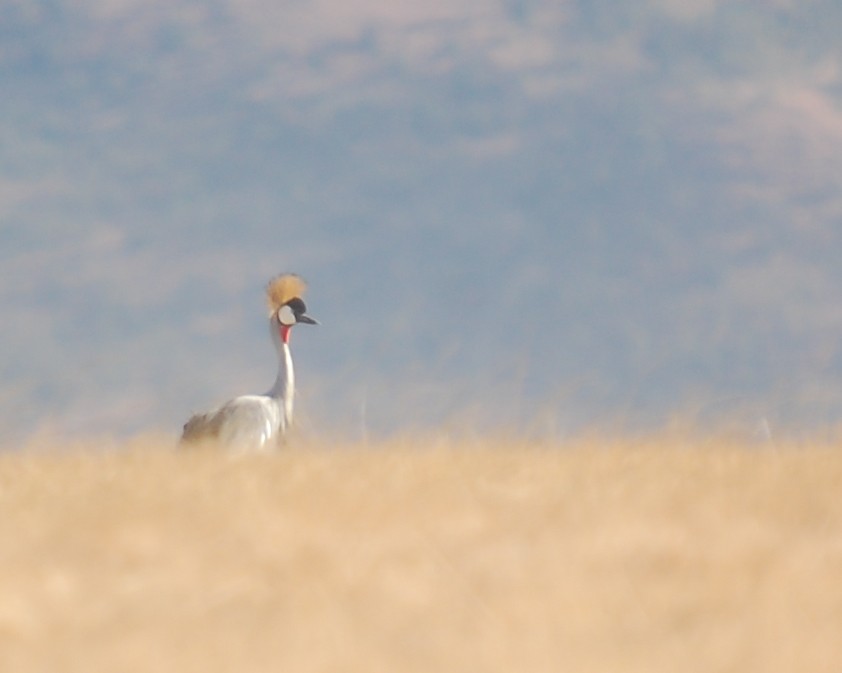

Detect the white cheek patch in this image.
[278,305,296,325]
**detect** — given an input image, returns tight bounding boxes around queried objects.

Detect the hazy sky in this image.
[3,1,842,442]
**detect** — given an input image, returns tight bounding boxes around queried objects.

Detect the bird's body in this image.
[181,395,285,451]
[180,274,316,451]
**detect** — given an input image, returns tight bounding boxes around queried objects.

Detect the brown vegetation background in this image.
[1,436,841,672]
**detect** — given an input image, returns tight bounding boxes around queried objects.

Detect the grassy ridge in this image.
[0,437,841,672]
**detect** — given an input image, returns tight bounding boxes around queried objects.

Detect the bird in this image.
[180,273,318,451]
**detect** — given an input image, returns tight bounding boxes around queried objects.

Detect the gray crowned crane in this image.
[181,273,318,451]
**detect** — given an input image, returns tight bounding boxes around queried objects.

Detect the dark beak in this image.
[297,314,319,325]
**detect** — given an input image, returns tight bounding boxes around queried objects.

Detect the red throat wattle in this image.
[280,324,292,344]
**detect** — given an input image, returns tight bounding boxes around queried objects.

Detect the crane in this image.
[180,273,318,451]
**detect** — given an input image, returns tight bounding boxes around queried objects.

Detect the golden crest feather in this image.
[266,273,307,314]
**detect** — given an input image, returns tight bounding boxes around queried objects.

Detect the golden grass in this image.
[1,435,841,672]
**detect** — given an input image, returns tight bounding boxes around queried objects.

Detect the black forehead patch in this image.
[284,297,307,315]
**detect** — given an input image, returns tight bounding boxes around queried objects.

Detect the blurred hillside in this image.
[2,0,842,440]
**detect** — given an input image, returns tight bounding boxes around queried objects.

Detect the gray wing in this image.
[181,409,224,444]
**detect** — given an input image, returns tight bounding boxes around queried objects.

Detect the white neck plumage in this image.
[268,327,295,428]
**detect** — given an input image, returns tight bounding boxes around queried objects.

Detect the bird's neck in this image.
[268,340,295,425]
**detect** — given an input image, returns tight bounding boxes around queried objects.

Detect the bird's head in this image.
[266,274,319,344]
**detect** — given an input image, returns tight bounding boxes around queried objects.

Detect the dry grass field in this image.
[1,434,842,673]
